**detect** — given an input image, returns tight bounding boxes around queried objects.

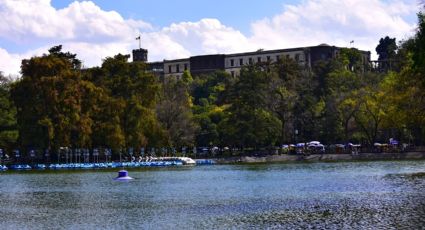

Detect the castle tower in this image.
[132,48,148,62]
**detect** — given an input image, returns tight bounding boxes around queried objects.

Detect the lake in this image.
[1,160,424,229]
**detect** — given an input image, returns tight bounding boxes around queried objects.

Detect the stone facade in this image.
[132,48,148,62]
[163,58,190,79]
[133,44,371,79]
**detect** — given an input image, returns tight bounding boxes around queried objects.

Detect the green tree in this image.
[267,57,299,144]
[352,87,389,145]
[412,12,425,77]
[0,72,18,151]
[382,10,425,144]
[221,64,281,149]
[376,36,397,61]
[308,48,372,144]
[93,54,163,150]
[376,36,397,71]
[157,71,198,148]
[191,71,230,147]
[338,96,360,143]
[11,46,89,152]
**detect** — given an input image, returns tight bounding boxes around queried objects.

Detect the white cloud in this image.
[141,32,191,61]
[0,0,151,43]
[162,19,254,55]
[0,0,420,76]
[0,48,22,77]
[0,0,153,76]
[143,18,255,61]
[0,47,47,77]
[249,0,418,58]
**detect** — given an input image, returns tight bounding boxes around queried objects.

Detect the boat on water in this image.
[156,157,196,165]
[9,164,32,170]
[0,157,200,171]
[114,170,134,181]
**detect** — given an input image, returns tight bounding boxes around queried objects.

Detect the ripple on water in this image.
[0,161,424,229]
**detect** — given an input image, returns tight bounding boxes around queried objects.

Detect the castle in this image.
[132,44,371,79]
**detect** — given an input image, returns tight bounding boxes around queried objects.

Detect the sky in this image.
[0,0,421,77]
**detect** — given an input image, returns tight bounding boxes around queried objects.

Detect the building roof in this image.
[225,47,308,58]
[147,44,371,65]
[163,58,189,63]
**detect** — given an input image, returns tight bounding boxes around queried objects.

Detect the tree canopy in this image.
[1,9,425,158]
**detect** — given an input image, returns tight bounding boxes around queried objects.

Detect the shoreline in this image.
[210,151,425,164]
[2,152,424,170]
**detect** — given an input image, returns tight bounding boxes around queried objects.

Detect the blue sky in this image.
[0,0,421,76]
[51,0,291,34]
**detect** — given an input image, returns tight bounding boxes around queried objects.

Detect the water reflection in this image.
[0,160,424,229]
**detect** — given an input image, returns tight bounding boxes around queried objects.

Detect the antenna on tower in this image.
[136,34,141,49]
[132,34,148,62]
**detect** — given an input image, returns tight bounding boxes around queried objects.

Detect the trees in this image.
[156,71,198,148]
[221,64,281,148]
[10,47,166,157]
[11,46,90,151]
[352,88,385,145]
[318,49,365,143]
[378,10,425,145]
[376,36,397,61]
[0,72,18,151]
[376,36,397,71]
[4,9,425,156]
[85,54,164,151]
[412,12,425,77]
[405,10,425,144]
[191,71,229,147]
[267,57,300,144]
[9,46,123,154]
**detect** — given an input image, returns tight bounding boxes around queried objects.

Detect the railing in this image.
[1,145,423,165]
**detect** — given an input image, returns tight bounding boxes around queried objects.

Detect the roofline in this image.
[190,54,226,58]
[148,45,371,64]
[225,47,307,58]
[163,58,189,63]
[226,46,370,58]
[147,61,164,64]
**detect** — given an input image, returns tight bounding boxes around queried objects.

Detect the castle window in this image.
[168,65,172,73]
[230,59,234,67]
[176,64,180,73]
[239,58,243,66]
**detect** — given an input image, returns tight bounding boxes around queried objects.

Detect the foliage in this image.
[2,9,425,156]
[376,36,397,61]
[9,47,164,158]
[11,46,88,151]
[157,71,198,148]
[220,64,281,148]
[0,72,18,151]
[412,12,425,77]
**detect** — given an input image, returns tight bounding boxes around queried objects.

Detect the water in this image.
[1,160,424,229]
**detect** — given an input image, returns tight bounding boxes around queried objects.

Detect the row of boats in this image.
[0,157,214,171]
[0,161,182,171]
